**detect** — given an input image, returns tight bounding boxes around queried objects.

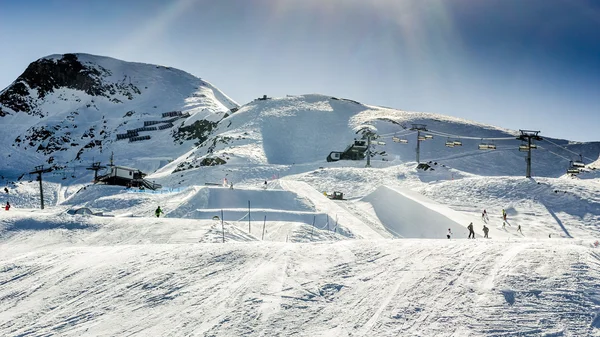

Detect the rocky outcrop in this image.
[0,53,140,117]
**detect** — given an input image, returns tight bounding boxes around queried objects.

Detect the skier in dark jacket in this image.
[155,206,163,218]
[483,225,489,238]
[467,222,475,239]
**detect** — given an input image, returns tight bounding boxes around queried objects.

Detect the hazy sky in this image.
[1,0,599,140]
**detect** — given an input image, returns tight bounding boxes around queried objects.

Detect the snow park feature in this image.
[1,53,600,336]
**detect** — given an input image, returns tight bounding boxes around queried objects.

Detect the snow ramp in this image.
[361,186,484,238]
[279,180,385,239]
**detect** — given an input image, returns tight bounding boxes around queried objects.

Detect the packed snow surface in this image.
[1,69,600,336]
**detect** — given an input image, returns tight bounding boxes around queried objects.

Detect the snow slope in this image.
[2,227,599,336]
[2,59,600,335]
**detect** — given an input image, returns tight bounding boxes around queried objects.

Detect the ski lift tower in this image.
[517,130,542,178]
[355,125,378,167]
[29,165,53,209]
[86,162,107,182]
[410,124,428,163]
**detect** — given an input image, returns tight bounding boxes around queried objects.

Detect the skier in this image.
[467,222,475,239]
[447,228,452,239]
[263,180,268,190]
[3,187,7,194]
[5,202,10,211]
[517,224,522,234]
[502,209,507,221]
[483,224,489,239]
[155,206,163,218]
[230,182,234,190]
[482,209,488,222]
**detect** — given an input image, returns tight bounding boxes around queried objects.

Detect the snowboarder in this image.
[447,228,452,239]
[483,224,489,238]
[5,202,10,211]
[467,222,475,239]
[517,224,522,234]
[155,206,163,218]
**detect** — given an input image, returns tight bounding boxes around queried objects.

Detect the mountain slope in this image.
[0,53,238,178]
[161,94,600,179]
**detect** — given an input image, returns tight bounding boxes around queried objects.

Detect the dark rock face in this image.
[0,53,140,117]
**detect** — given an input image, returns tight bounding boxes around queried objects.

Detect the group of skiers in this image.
[446,208,523,239]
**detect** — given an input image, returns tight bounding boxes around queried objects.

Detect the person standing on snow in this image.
[517,224,523,234]
[483,224,489,238]
[155,206,163,218]
[467,222,475,239]
[447,228,453,239]
[502,209,507,221]
[5,201,10,211]
[263,180,268,190]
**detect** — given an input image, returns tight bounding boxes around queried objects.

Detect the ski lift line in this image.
[377,130,416,138]
[426,129,515,141]
[378,131,418,139]
[541,138,596,162]
[426,130,513,141]
[537,146,572,162]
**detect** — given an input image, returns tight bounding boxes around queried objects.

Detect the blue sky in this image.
[1,0,599,141]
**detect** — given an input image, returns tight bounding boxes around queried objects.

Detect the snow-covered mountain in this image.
[161,93,600,179]
[2,54,600,336]
[0,53,238,177]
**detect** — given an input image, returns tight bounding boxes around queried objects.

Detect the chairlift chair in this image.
[529,143,537,149]
[445,139,455,147]
[399,138,409,144]
[453,139,462,146]
[573,155,585,168]
[478,140,489,150]
[392,136,401,143]
[487,143,497,150]
[567,167,580,174]
[418,135,427,141]
[424,134,433,139]
[518,144,529,152]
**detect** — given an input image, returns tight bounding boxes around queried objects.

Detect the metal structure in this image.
[29,165,52,209]
[517,130,543,178]
[86,162,107,182]
[410,124,429,163]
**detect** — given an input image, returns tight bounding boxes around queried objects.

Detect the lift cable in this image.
[541,138,597,162]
